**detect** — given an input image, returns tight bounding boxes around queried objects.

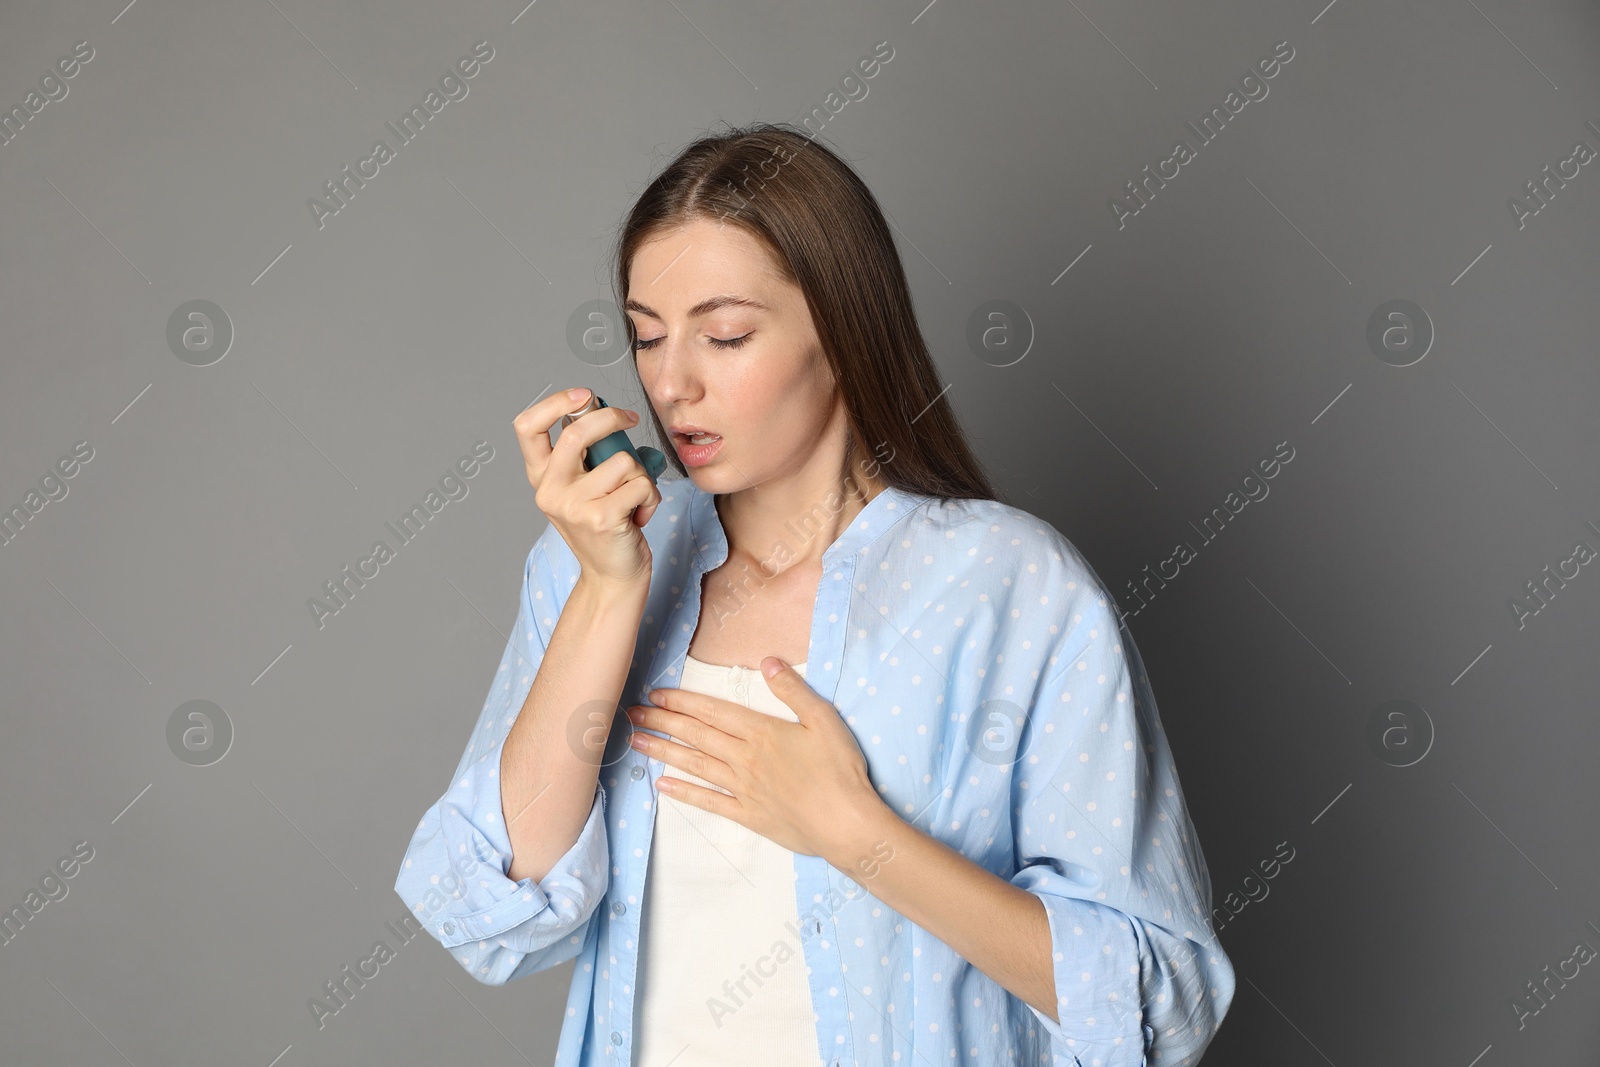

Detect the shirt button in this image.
[441,921,455,935]
[631,765,644,780]
[612,901,626,916]
[611,1031,622,1045]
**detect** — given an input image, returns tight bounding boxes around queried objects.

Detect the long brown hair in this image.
[612,121,999,505]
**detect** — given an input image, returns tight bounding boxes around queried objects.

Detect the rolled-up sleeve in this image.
[1009,588,1236,1066]
[393,527,611,985]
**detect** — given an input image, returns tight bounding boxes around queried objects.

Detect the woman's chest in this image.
[686,558,818,669]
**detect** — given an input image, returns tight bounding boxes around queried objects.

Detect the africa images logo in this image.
[306,41,495,230]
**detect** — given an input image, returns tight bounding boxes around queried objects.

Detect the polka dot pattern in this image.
[393,478,1235,1066]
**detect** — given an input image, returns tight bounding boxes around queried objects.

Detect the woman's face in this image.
[628,217,847,494]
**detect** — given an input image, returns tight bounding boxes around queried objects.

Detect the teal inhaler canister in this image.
[560,393,667,484]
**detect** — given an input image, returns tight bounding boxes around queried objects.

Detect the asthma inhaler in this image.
[560,393,668,484]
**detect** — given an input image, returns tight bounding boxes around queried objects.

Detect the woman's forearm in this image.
[823,795,1059,1023]
[501,573,647,884]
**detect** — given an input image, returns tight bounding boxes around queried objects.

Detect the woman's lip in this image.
[673,434,724,466]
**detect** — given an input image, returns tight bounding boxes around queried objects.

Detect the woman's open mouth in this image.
[671,431,723,467]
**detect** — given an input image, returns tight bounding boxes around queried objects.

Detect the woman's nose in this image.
[644,335,700,407]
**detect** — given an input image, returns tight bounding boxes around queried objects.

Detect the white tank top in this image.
[632,654,823,1067]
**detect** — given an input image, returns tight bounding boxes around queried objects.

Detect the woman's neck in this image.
[713,474,886,576]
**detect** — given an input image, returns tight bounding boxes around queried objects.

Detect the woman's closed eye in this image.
[632,332,753,352]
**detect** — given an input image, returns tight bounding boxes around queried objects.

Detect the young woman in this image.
[395,123,1235,1066]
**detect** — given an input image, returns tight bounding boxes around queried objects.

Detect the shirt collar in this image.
[687,480,924,573]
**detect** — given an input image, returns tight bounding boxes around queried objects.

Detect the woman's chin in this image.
[683,463,753,495]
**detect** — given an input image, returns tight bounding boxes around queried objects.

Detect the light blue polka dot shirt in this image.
[394,477,1236,1066]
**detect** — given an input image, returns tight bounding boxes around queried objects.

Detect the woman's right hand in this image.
[513,387,662,592]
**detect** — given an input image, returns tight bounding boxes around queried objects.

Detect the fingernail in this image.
[627,410,640,423]
[567,387,590,401]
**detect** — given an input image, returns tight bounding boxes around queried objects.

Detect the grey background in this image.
[2,0,1597,1064]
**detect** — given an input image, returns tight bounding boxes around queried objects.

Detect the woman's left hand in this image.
[626,657,882,858]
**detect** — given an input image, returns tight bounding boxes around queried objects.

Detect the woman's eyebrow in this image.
[624,294,770,319]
